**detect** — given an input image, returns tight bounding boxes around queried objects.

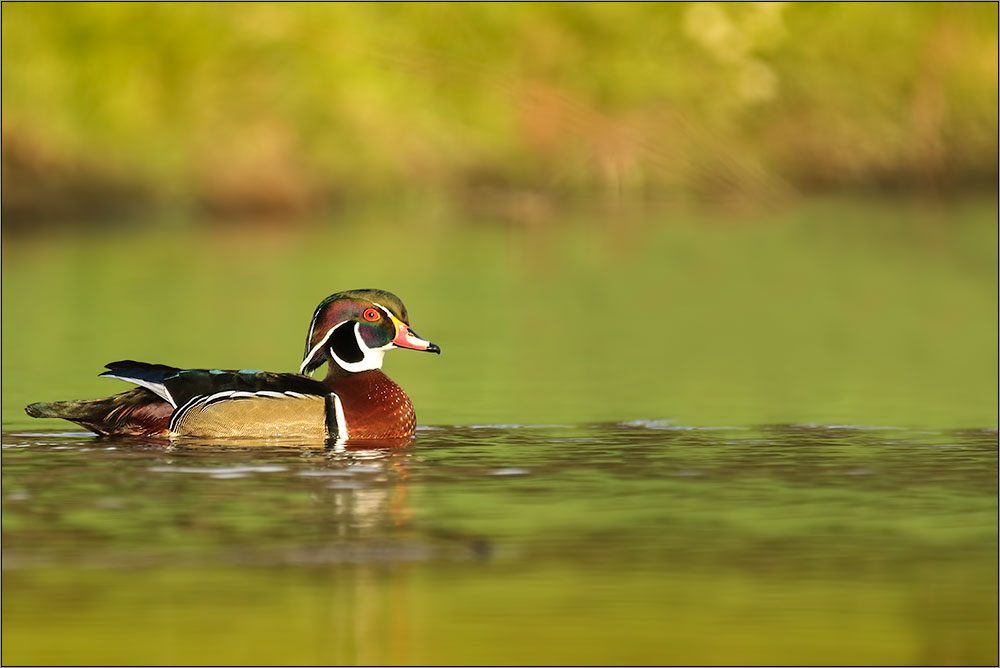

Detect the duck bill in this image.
[391,316,441,354]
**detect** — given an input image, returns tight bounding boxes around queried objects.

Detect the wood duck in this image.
[24,289,440,442]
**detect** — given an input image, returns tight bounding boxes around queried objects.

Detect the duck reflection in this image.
[317,445,414,534]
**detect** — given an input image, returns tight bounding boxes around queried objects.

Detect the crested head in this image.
[301,289,439,376]
[322,289,410,324]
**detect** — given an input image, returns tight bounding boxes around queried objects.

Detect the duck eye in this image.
[363,308,380,322]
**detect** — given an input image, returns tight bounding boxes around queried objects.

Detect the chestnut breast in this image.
[331,370,416,439]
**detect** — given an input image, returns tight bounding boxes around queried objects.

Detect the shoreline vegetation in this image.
[2,3,997,230]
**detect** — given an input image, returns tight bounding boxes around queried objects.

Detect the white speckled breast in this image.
[328,370,416,439]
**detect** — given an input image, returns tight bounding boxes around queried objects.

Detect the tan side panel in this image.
[173,395,328,440]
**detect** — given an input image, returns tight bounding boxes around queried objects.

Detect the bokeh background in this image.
[2,4,999,667]
[2,2,998,427]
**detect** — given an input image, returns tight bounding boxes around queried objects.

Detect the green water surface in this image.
[2,424,997,665]
[3,197,998,429]
[2,198,998,665]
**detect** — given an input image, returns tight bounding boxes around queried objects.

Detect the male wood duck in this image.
[25,289,440,442]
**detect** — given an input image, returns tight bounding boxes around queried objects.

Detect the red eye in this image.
[363,308,380,322]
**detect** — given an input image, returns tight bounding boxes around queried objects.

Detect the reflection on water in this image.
[2,423,997,665]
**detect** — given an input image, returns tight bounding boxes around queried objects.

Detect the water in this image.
[2,198,998,430]
[2,424,997,665]
[2,198,998,664]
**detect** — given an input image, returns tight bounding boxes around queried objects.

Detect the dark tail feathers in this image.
[25,401,73,419]
[25,396,120,422]
[25,387,172,436]
[25,361,177,420]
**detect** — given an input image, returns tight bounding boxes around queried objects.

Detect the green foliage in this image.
[2,2,997,215]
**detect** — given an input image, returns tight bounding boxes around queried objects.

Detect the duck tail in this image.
[25,400,84,419]
[25,396,117,435]
[24,388,172,436]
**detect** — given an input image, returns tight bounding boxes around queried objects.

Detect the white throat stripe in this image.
[329,322,389,373]
[300,302,400,376]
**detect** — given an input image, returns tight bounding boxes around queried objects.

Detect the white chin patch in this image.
[329,322,391,373]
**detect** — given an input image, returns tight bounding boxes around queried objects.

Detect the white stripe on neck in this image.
[329,322,391,373]
[303,321,394,375]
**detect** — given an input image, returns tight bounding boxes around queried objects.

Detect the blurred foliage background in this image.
[2,9,997,666]
[2,2,997,226]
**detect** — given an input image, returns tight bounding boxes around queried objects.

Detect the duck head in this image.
[300,289,440,375]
